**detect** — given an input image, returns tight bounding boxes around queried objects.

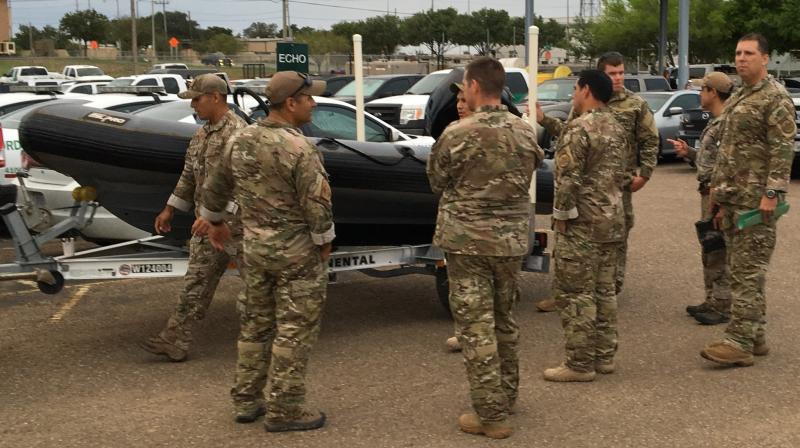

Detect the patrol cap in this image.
[700,72,734,94]
[266,71,325,104]
[449,82,464,93]
[178,74,229,99]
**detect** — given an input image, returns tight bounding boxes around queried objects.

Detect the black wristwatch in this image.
[765,189,778,199]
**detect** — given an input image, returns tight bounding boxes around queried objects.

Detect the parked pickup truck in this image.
[0,66,69,87]
[61,65,114,82]
[105,74,188,94]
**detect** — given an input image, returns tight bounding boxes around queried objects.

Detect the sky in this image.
[8,0,583,34]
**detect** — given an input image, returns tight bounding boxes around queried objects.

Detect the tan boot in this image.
[265,410,326,432]
[543,363,596,382]
[458,413,513,439]
[535,298,557,313]
[445,336,461,352]
[139,335,188,362]
[595,361,615,374]
[700,341,754,367]
[753,340,770,357]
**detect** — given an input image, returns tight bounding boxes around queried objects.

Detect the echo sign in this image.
[276,42,310,73]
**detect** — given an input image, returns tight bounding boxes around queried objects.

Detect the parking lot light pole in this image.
[151,0,156,61]
[524,0,534,66]
[528,25,538,213]
[353,34,365,142]
[677,0,689,88]
[131,0,137,74]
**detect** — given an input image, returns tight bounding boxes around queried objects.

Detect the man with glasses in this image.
[141,74,246,363]
[196,71,334,431]
[668,72,734,326]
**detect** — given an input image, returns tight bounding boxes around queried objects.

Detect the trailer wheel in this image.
[435,267,451,316]
[37,270,64,295]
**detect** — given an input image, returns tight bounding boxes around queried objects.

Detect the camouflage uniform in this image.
[710,77,795,352]
[157,109,246,352]
[199,117,335,421]
[542,90,659,295]
[427,105,544,424]
[552,107,627,372]
[683,117,732,314]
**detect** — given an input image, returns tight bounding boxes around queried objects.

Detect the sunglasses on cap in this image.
[288,72,313,99]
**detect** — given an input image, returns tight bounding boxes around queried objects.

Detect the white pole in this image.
[528,26,539,210]
[353,34,365,142]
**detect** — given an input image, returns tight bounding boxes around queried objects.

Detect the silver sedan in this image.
[638,90,701,158]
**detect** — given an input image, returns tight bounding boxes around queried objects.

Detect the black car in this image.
[333,74,424,105]
[320,75,354,97]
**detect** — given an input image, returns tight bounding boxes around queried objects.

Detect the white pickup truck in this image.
[105,74,188,95]
[61,65,114,82]
[0,66,69,87]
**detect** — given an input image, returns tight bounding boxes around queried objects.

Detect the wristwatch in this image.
[765,189,777,199]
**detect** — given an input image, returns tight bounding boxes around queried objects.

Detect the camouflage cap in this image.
[266,71,326,104]
[178,74,229,99]
[700,72,734,94]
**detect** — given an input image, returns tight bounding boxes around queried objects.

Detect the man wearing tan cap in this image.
[668,71,734,325]
[141,74,246,363]
[195,71,334,431]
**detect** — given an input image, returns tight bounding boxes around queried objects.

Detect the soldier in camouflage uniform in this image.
[197,71,334,430]
[427,57,544,439]
[701,34,796,367]
[543,70,628,382]
[535,52,659,313]
[141,74,246,363]
[668,72,734,325]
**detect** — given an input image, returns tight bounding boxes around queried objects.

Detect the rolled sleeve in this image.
[198,205,225,223]
[311,223,336,245]
[166,194,193,212]
[553,206,579,221]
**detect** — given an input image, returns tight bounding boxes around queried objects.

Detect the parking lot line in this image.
[49,285,92,322]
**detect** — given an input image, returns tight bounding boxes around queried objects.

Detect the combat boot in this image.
[700,341,754,367]
[535,298,557,313]
[139,335,188,362]
[265,410,326,432]
[693,310,730,325]
[234,404,266,424]
[543,363,596,382]
[686,302,713,317]
[753,339,770,356]
[445,336,461,352]
[595,360,615,374]
[457,413,513,439]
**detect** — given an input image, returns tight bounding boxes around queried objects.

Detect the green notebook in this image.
[735,202,790,230]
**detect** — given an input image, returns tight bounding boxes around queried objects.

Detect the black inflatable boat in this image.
[19,103,553,245]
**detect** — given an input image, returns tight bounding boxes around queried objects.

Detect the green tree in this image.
[13,24,37,51]
[295,30,350,73]
[722,0,800,54]
[332,15,403,55]
[451,9,513,56]
[243,22,279,38]
[400,8,459,61]
[194,33,242,55]
[59,9,111,56]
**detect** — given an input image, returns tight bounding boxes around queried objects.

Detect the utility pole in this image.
[116,0,120,18]
[151,0,156,61]
[75,0,79,11]
[29,23,35,57]
[152,0,169,57]
[88,0,92,9]
[131,0,137,74]
[282,0,289,38]
[524,0,533,66]
[677,0,689,88]
[658,0,668,76]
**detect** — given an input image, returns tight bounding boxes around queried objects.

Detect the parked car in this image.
[12,92,177,241]
[333,74,424,105]
[365,68,530,135]
[61,65,114,82]
[106,74,188,95]
[638,90,700,157]
[321,75,354,97]
[666,64,737,89]
[60,81,110,95]
[535,74,672,150]
[152,63,189,70]
[679,93,800,174]
[201,53,232,67]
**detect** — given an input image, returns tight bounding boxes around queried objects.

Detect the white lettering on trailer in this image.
[329,255,377,268]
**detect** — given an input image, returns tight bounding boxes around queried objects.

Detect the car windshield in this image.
[77,68,104,76]
[406,72,450,95]
[20,68,48,76]
[0,99,89,128]
[107,78,134,87]
[133,101,195,121]
[336,78,386,97]
[638,93,671,112]
[537,80,574,102]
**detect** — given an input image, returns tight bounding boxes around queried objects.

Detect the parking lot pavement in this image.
[2,160,800,447]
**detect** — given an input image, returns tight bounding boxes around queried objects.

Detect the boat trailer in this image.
[0,185,549,312]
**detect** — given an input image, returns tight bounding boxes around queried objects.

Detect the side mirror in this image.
[665,106,683,117]
[386,128,401,142]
